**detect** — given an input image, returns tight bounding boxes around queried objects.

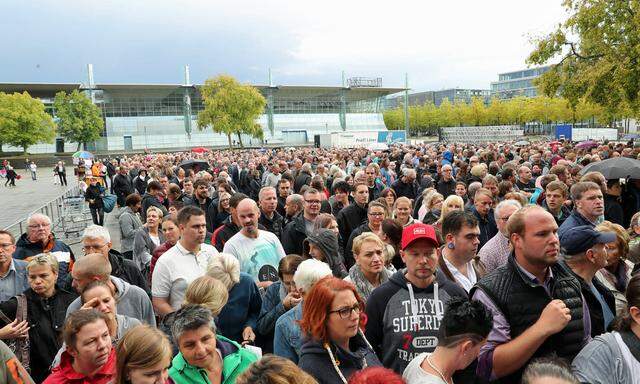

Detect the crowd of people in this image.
[2,139,640,383]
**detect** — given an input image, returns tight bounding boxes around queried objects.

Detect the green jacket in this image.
[0,340,34,384]
[169,335,257,384]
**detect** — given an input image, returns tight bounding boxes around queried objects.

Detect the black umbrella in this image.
[579,157,640,179]
[179,159,210,172]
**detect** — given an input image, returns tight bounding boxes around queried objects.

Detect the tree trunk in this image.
[22,144,28,154]
[77,142,82,151]
[227,134,233,149]
[237,133,244,148]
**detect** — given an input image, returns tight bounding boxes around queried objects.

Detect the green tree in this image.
[528,0,640,117]
[0,92,55,153]
[197,75,266,148]
[486,97,508,125]
[463,97,488,126]
[53,90,104,151]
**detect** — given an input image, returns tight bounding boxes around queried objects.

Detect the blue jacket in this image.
[257,281,286,336]
[217,273,262,343]
[273,302,304,363]
[558,210,595,239]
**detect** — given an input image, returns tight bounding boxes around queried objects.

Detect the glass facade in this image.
[490,66,551,99]
[386,88,491,108]
[0,82,401,153]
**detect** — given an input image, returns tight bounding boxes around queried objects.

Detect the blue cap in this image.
[560,225,617,255]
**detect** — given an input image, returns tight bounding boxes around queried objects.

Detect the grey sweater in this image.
[118,207,143,253]
[572,331,639,384]
[65,276,156,326]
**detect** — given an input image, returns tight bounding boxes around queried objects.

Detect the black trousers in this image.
[90,207,104,226]
[58,172,67,186]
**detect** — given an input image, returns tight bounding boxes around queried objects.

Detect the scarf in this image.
[348,264,390,300]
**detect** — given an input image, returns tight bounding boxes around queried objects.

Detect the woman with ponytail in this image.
[572,273,640,383]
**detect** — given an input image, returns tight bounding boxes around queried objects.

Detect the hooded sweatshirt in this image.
[302,229,348,278]
[364,269,467,374]
[65,276,156,326]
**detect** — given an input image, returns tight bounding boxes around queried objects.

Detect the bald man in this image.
[223,198,286,289]
[65,253,155,326]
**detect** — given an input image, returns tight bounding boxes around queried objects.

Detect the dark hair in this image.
[380,187,396,199]
[278,254,304,280]
[333,180,351,194]
[176,206,205,225]
[277,178,291,187]
[193,178,209,190]
[614,273,640,332]
[381,219,403,246]
[501,168,515,180]
[521,358,579,384]
[146,180,163,192]
[125,193,142,207]
[442,211,478,237]
[63,309,110,350]
[162,216,179,226]
[437,297,493,347]
[367,200,388,215]
[229,193,248,209]
[169,200,185,211]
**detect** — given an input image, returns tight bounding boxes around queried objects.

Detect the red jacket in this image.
[43,348,116,384]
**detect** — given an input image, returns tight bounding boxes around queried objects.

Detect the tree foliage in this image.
[527,0,640,117]
[197,75,266,148]
[383,96,609,135]
[53,90,104,151]
[0,92,55,153]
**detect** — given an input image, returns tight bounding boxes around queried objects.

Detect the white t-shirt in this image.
[151,241,219,310]
[443,257,477,293]
[403,353,448,384]
[223,230,286,283]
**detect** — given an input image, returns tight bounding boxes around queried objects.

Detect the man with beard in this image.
[224,198,286,290]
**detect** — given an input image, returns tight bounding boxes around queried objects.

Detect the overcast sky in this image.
[1,0,567,92]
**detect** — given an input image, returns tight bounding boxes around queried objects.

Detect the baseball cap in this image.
[401,223,439,250]
[560,225,616,255]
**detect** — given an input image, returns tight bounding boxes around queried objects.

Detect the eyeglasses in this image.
[0,243,13,250]
[498,216,511,222]
[329,303,362,319]
[28,223,50,229]
[368,212,385,217]
[82,243,108,252]
[305,200,321,205]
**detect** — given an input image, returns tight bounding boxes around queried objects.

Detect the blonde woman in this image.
[433,194,465,243]
[207,254,262,345]
[392,197,415,227]
[133,206,165,272]
[115,325,173,384]
[595,221,634,316]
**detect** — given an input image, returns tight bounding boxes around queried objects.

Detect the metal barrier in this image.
[2,185,90,244]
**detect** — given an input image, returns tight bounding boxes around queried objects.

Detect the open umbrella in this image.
[575,140,598,150]
[514,140,529,146]
[579,157,640,179]
[72,150,94,159]
[179,159,210,172]
[623,133,640,140]
[191,147,209,153]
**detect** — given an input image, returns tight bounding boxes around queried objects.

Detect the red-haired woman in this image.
[298,276,381,384]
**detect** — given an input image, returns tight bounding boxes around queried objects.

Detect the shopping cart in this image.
[58,195,92,241]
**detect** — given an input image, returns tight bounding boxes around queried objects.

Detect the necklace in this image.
[324,330,373,384]
[426,355,451,384]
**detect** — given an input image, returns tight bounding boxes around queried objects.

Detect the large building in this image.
[0,77,404,153]
[490,65,551,99]
[386,88,490,108]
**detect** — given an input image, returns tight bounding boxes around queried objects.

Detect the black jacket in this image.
[336,203,368,259]
[282,213,309,255]
[298,332,381,384]
[259,210,285,240]
[391,178,419,200]
[471,206,498,250]
[294,171,312,194]
[471,255,585,383]
[0,287,78,383]
[113,173,134,198]
[561,260,616,337]
[604,193,625,227]
[133,176,150,195]
[140,193,169,223]
[436,178,456,198]
[109,249,149,295]
[84,184,104,209]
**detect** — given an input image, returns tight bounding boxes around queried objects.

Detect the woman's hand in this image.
[241,327,255,346]
[80,297,100,311]
[0,319,29,339]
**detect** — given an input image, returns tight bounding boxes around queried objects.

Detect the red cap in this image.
[401,223,439,250]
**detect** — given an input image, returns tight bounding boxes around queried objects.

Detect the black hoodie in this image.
[302,229,348,278]
[298,332,381,384]
[364,269,466,374]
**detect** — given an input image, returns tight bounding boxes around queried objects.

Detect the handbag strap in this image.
[16,294,27,323]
